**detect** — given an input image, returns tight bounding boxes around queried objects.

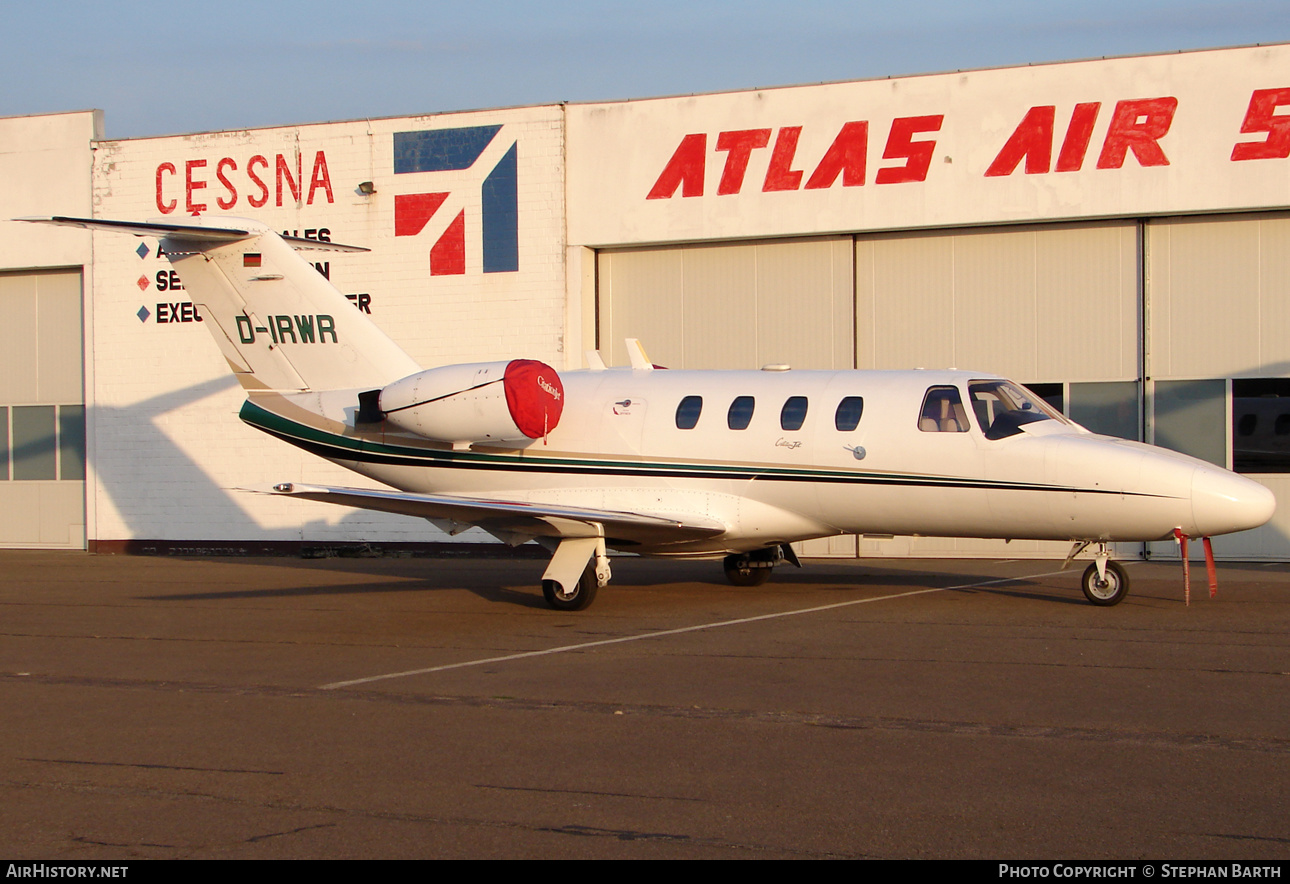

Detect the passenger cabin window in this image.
[675,396,703,429]
[834,397,864,431]
[919,386,970,433]
[780,396,809,431]
[728,396,755,430]
[968,380,1063,440]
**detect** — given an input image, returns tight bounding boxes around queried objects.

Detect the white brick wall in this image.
[91,106,567,542]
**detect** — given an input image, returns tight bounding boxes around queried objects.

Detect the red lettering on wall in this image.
[155,151,334,211]
[155,163,177,214]
[1056,102,1101,172]
[715,129,771,195]
[1231,88,1290,161]
[216,158,238,209]
[985,106,1055,177]
[804,121,868,189]
[875,115,943,184]
[431,210,466,275]
[762,127,804,192]
[185,159,207,214]
[1096,98,1177,169]
[247,156,269,208]
[276,154,302,207]
[307,151,333,204]
[647,134,707,199]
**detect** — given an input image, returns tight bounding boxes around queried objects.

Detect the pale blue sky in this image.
[3,1,1287,138]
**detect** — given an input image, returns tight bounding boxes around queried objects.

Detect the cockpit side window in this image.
[969,380,1065,440]
[919,386,970,433]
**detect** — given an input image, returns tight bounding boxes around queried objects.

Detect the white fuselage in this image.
[263,368,1276,556]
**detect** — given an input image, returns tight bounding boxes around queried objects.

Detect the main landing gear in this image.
[539,535,611,612]
[542,561,598,611]
[538,539,803,611]
[723,544,801,587]
[1066,541,1130,606]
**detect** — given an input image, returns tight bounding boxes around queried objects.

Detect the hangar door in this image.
[1143,212,1290,561]
[597,237,857,556]
[853,220,1141,558]
[598,237,854,371]
[0,270,86,549]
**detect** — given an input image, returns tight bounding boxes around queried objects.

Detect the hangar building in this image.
[1,43,1288,562]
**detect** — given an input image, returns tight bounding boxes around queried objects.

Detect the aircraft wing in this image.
[250,483,728,546]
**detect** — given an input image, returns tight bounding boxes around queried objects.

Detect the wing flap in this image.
[249,483,727,545]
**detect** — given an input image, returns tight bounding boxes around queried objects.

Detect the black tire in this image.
[1081,561,1129,606]
[724,554,772,587]
[542,562,598,611]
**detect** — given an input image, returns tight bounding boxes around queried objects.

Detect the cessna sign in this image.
[566,45,1290,246]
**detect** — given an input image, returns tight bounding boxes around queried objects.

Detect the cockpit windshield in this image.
[969,380,1068,440]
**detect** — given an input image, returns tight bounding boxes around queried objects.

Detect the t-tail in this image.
[20,216,421,392]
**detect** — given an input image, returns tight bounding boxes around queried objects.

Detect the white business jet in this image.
[24,216,1277,610]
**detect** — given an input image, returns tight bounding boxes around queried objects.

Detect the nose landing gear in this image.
[1081,558,1129,606]
[1065,541,1130,606]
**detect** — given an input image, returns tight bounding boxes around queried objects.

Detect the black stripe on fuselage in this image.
[244,405,1169,499]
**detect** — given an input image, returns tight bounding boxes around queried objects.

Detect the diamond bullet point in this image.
[136,242,150,260]
[136,305,151,323]
[136,275,150,291]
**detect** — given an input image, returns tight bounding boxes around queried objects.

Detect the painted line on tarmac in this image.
[320,567,1075,690]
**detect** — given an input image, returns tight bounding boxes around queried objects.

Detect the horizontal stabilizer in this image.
[16,216,369,252]
[248,483,728,545]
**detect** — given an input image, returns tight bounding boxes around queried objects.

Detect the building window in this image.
[1233,378,1290,472]
[1154,379,1227,467]
[1068,381,1139,440]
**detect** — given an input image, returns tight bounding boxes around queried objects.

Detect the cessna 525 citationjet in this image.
[24,216,1277,610]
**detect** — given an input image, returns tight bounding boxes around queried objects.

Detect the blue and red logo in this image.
[393,125,518,275]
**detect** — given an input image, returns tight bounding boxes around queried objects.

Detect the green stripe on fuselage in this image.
[237,398,1140,495]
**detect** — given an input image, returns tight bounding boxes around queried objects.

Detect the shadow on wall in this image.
[84,373,473,547]
[86,374,253,540]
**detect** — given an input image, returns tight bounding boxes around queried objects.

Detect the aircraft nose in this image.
[1190,466,1276,536]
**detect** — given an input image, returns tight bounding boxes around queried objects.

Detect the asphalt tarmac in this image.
[1,550,1287,859]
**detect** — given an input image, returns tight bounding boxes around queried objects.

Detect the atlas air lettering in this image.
[155,151,334,214]
[648,88,1290,196]
[985,97,1180,176]
[236,313,337,345]
[987,88,1290,176]
[647,116,944,198]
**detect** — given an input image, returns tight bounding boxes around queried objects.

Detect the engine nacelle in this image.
[378,359,564,444]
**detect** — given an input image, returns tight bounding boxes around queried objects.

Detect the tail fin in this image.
[21,216,420,392]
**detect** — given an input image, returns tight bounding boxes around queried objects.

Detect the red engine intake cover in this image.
[503,359,564,438]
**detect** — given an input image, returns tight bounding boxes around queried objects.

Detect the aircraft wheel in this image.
[1081,561,1129,606]
[542,563,598,611]
[724,554,772,587]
